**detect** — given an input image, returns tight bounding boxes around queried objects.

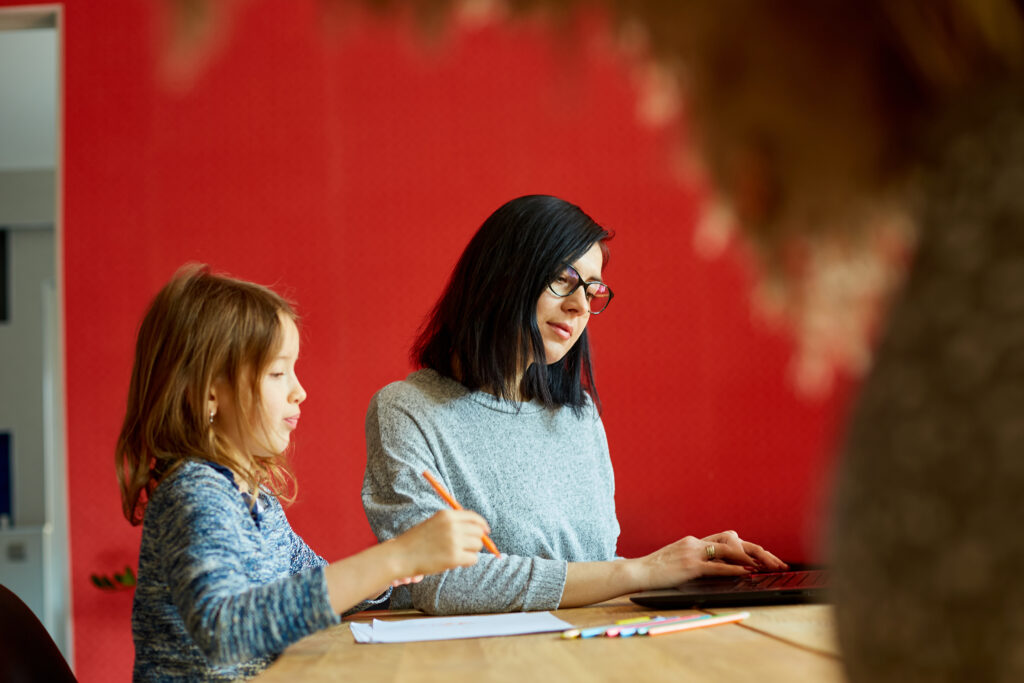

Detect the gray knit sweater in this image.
[363,369,620,614]
[131,460,386,682]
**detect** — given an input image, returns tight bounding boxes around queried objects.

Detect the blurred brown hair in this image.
[619,0,1024,252]
[116,264,298,525]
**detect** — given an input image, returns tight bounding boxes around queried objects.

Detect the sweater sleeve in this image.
[362,388,567,615]
[281,509,391,615]
[157,474,341,665]
[285,518,328,573]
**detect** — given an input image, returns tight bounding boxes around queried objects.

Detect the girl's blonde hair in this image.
[116,263,298,525]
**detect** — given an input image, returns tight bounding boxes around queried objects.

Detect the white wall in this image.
[0,27,57,170]
[0,228,54,526]
[0,16,70,662]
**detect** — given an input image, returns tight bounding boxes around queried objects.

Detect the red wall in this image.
[5,1,850,680]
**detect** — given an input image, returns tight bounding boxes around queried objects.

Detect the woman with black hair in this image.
[362,195,785,614]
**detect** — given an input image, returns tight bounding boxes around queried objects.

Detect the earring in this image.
[209,410,215,424]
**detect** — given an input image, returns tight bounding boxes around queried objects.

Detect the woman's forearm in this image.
[560,532,785,608]
[560,560,646,608]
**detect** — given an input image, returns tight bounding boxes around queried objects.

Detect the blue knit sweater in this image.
[131,460,387,682]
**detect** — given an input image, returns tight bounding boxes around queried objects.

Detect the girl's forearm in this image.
[323,543,403,614]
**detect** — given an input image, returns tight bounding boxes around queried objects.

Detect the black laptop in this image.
[629,568,829,609]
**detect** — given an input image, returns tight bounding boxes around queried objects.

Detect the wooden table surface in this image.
[253,599,844,682]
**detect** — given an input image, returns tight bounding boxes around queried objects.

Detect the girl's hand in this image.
[391,509,489,577]
[328,510,490,612]
[634,530,788,590]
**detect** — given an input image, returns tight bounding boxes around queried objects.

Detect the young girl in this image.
[117,264,489,681]
[363,194,786,615]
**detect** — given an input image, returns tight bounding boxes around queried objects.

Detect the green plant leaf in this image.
[90,567,137,591]
[90,574,116,590]
[114,566,137,587]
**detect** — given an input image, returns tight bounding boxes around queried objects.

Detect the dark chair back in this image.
[0,583,77,683]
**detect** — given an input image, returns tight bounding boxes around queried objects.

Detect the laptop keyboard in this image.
[631,568,830,608]
[739,570,828,591]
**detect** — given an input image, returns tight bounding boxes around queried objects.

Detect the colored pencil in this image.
[646,611,750,636]
[579,616,652,639]
[421,470,501,557]
[562,616,659,639]
[605,616,667,637]
[625,614,713,636]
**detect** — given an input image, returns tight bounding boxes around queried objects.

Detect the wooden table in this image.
[253,599,843,682]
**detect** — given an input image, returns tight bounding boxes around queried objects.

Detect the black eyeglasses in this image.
[547,263,614,314]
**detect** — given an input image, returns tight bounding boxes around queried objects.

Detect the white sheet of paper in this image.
[349,611,573,644]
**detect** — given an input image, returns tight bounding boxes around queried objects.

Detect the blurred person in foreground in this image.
[631,2,1024,681]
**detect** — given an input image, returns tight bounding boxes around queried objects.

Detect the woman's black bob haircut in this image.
[412,194,613,415]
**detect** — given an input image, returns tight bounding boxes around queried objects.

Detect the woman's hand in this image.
[560,530,787,607]
[388,574,425,587]
[390,509,490,577]
[700,529,787,571]
[635,530,788,590]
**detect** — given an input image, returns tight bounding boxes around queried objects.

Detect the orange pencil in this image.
[646,611,750,636]
[421,470,501,557]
